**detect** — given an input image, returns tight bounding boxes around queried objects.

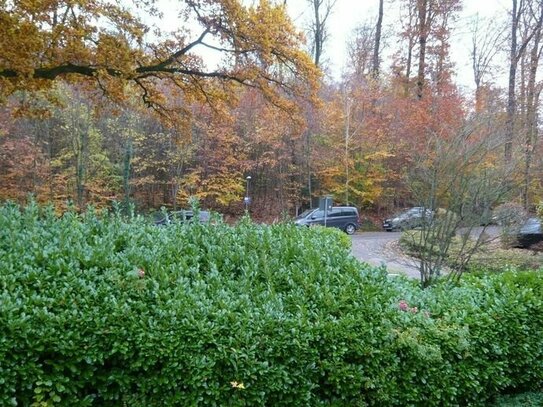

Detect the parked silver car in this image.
[383,207,433,231]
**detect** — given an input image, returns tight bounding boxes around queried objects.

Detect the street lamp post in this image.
[244,176,251,211]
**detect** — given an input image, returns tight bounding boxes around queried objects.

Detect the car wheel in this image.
[344,223,356,235]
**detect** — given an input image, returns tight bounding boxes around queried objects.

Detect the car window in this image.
[342,209,357,216]
[405,207,432,217]
[297,209,315,219]
[311,210,325,219]
[327,210,343,218]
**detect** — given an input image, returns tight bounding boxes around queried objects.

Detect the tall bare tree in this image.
[372,0,385,78]
[306,0,337,67]
[416,0,430,99]
[396,0,460,98]
[469,14,505,111]
[406,118,514,287]
[505,0,540,162]
[302,0,336,207]
[348,22,376,79]
[397,0,419,95]
[521,0,543,208]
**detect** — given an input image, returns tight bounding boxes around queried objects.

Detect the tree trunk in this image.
[344,98,351,205]
[372,0,384,78]
[76,130,88,210]
[405,37,414,96]
[522,4,543,208]
[505,0,519,162]
[416,0,428,99]
[312,0,323,67]
[123,138,133,212]
[307,131,313,207]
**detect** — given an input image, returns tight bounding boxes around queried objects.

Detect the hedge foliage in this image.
[1,202,542,406]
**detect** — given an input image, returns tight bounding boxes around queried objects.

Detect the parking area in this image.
[350,232,420,278]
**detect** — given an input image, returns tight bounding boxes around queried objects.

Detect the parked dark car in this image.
[155,210,211,226]
[295,206,360,235]
[383,207,434,231]
[515,217,543,248]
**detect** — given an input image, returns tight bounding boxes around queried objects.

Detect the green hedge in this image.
[1,202,542,406]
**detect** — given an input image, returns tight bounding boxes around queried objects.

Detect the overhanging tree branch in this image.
[143,28,211,71]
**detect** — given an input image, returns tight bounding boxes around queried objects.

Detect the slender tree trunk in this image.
[75,130,88,210]
[436,31,447,94]
[312,0,322,67]
[417,0,428,99]
[372,0,384,78]
[505,0,519,162]
[171,179,180,211]
[403,0,417,96]
[306,0,336,206]
[47,122,55,201]
[405,37,414,96]
[344,98,351,205]
[123,138,133,212]
[307,131,313,207]
[522,5,543,208]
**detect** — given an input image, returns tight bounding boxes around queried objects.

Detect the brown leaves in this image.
[0,136,50,202]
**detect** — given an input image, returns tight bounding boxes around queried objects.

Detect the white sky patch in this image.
[142,0,225,72]
[142,0,512,90]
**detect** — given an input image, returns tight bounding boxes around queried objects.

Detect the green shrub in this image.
[400,229,543,273]
[1,202,542,406]
[399,229,446,258]
[465,249,543,273]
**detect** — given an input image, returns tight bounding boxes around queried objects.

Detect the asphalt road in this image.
[351,232,421,278]
[350,226,501,279]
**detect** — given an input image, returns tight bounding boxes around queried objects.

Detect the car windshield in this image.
[297,209,315,219]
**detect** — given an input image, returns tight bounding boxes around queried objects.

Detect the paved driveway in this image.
[350,232,421,278]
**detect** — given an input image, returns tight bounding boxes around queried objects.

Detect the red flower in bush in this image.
[398,300,420,313]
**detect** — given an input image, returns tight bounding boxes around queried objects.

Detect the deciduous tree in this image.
[406,117,514,287]
[0,0,319,120]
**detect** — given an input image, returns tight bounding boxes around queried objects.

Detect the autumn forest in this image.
[1,0,541,220]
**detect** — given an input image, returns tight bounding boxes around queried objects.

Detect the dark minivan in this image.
[295,206,360,235]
